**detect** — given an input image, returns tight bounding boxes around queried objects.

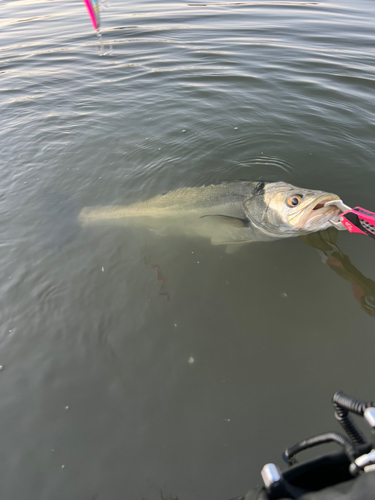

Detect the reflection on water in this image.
[302,229,375,317]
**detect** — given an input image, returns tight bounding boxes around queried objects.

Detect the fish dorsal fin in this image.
[199,215,250,228]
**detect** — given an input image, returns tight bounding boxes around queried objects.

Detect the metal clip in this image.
[349,449,375,475]
[325,200,352,212]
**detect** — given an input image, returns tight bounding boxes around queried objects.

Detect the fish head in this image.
[244,181,344,236]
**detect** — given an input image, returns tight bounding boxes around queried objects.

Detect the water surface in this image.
[1,0,375,499]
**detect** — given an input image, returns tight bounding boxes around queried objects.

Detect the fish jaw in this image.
[294,194,344,231]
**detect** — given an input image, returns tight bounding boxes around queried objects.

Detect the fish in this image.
[78,181,347,248]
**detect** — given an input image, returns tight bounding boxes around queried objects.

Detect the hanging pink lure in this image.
[83,0,100,30]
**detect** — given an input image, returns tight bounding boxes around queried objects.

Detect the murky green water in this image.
[1,0,375,498]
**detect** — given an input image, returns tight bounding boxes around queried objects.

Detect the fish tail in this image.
[78,206,132,226]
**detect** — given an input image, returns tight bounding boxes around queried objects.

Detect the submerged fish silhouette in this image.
[79,181,345,247]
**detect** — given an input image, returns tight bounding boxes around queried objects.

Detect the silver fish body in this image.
[79,181,345,246]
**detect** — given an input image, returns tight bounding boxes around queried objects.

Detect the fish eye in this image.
[287,195,302,207]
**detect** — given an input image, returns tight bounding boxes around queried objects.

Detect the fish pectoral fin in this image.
[200,215,249,228]
[210,229,251,246]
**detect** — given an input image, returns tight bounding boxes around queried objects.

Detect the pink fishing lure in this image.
[83,0,100,30]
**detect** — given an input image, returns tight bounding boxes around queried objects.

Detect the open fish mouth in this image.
[296,195,351,230]
[308,196,340,218]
